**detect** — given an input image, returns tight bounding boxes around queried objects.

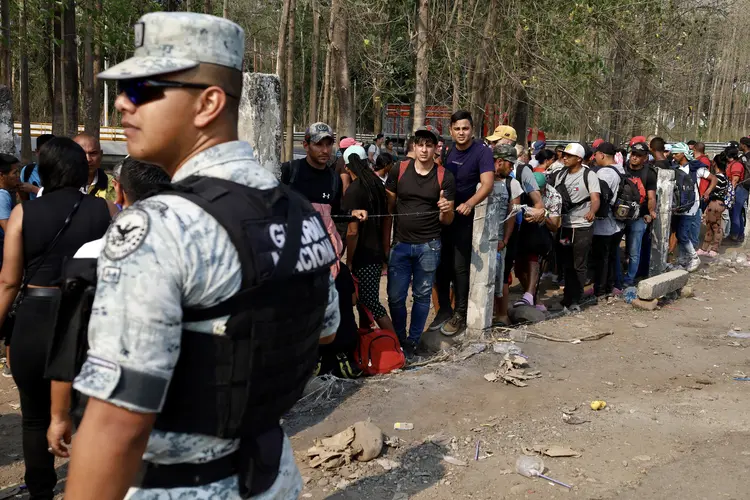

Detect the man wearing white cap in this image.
[66,12,341,499]
[551,143,601,309]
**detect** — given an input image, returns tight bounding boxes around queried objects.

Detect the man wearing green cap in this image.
[66,12,340,499]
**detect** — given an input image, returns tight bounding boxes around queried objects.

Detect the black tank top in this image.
[22,187,111,286]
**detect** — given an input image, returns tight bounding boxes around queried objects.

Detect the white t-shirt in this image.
[74,238,104,258]
[593,164,625,236]
[368,144,380,163]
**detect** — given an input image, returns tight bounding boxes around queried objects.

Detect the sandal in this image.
[513,297,533,308]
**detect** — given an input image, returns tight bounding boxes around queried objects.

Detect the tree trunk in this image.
[186,0,192,11]
[373,19,391,134]
[276,0,292,75]
[0,0,9,89]
[52,7,63,135]
[511,23,530,144]
[412,0,429,132]
[20,0,30,162]
[222,0,228,17]
[204,0,212,14]
[451,0,463,112]
[469,0,497,138]
[63,0,79,137]
[607,34,626,145]
[82,0,98,136]
[331,0,354,137]
[321,6,334,125]
[43,0,54,124]
[308,0,320,123]
[284,0,296,161]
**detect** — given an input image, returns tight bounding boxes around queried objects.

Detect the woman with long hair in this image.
[341,146,395,333]
[0,137,116,499]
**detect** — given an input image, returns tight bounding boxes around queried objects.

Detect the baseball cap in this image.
[726,140,740,149]
[532,140,546,154]
[492,144,517,163]
[629,135,647,147]
[0,153,18,165]
[343,145,367,165]
[305,122,334,144]
[414,125,439,144]
[563,143,586,159]
[595,141,616,156]
[486,125,517,143]
[591,138,604,149]
[99,13,244,80]
[339,137,361,148]
[630,142,650,156]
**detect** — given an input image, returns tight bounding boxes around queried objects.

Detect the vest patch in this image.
[267,214,336,273]
[104,208,150,261]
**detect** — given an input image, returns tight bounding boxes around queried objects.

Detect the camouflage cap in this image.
[98,12,244,81]
[492,143,517,162]
[305,123,334,144]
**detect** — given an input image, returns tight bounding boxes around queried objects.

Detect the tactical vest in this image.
[48,175,334,495]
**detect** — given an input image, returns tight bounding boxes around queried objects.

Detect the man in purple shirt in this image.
[431,110,495,336]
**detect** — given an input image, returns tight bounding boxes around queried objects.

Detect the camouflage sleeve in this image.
[320,272,340,339]
[73,202,189,413]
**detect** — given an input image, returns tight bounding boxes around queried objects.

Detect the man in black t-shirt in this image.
[384,126,456,359]
[281,122,366,266]
[623,142,657,287]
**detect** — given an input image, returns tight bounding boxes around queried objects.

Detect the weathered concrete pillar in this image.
[466,194,502,338]
[238,73,282,178]
[649,168,675,276]
[0,86,14,156]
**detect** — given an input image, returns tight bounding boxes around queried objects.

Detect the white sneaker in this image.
[687,255,701,272]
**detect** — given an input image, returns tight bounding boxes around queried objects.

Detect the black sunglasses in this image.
[118,79,238,106]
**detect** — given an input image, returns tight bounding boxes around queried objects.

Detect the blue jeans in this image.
[676,213,698,262]
[730,185,748,239]
[690,207,702,249]
[387,240,442,345]
[624,218,648,286]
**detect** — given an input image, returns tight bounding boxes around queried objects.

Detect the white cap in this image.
[344,145,367,165]
[563,143,586,159]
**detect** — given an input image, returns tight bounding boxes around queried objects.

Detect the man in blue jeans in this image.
[623,142,657,287]
[384,126,456,359]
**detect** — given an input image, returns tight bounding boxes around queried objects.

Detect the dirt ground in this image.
[0,249,749,499]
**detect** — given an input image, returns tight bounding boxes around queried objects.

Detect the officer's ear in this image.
[193,87,228,129]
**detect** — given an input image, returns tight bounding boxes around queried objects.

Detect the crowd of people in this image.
[284,112,750,366]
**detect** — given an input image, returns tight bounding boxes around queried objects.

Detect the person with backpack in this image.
[19,134,54,201]
[384,126,455,359]
[491,144,524,325]
[623,141,657,287]
[698,154,730,258]
[341,147,395,334]
[727,143,748,242]
[591,142,625,299]
[552,143,601,309]
[671,142,715,272]
[281,122,368,274]
[433,111,495,337]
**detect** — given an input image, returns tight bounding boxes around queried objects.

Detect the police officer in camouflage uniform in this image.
[66,12,340,499]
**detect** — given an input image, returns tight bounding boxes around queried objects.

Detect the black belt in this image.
[133,452,238,489]
[25,287,61,298]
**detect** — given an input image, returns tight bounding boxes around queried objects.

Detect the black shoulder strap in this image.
[22,164,33,183]
[505,177,512,199]
[159,177,305,323]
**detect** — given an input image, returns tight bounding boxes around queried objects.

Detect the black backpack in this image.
[601,165,642,221]
[21,163,36,184]
[672,167,697,215]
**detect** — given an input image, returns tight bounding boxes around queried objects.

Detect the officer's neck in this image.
[171,132,238,178]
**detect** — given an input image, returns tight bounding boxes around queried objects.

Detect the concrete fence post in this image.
[649,168,675,276]
[466,193,502,338]
[238,73,282,178]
